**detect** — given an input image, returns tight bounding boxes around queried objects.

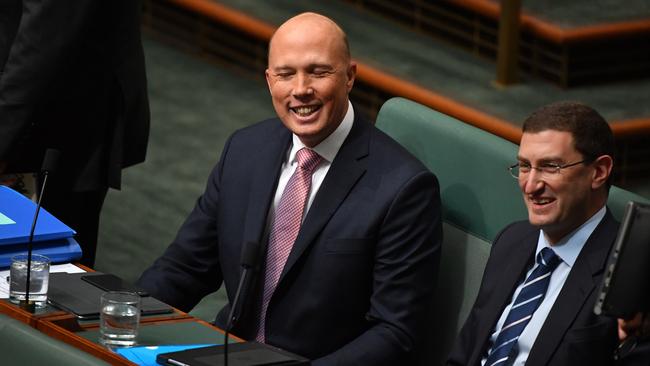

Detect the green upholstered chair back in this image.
[608,187,650,220]
[375,97,649,364]
[376,97,516,364]
[376,98,525,242]
[0,313,111,365]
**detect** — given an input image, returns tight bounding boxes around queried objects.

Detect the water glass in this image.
[9,254,50,307]
[99,291,141,347]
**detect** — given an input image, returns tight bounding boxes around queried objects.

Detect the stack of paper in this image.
[0,185,82,268]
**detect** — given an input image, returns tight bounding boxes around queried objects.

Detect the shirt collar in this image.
[535,205,607,268]
[288,100,354,164]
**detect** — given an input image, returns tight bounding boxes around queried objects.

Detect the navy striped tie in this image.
[484,247,561,366]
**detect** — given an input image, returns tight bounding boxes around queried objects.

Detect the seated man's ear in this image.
[591,155,613,189]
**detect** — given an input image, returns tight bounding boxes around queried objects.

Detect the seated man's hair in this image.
[523,101,615,164]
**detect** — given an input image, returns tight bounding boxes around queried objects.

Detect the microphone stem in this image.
[22,172,49,313]
[224,267,250,366]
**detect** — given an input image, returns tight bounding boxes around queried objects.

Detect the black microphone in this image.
[40,148,60,173]
[20,148,60,313]
[224,241,260,366]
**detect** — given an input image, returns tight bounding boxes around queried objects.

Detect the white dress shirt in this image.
[266,100,354,231]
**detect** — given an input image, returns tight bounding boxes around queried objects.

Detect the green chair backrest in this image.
[375,97,649,364]
[608,186,650,221]
[0,313,111,366]
[376,98,525,242]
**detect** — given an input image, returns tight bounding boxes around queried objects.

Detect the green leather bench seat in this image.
[0,313,110,366]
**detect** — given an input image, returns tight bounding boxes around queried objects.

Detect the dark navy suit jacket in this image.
[138,115,442,365]
[448,211,621,365]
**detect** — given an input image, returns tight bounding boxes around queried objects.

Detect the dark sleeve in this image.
[136,137,232,312]
[617,340,650,366]
[0,0,99,157]
[314,170,443,366]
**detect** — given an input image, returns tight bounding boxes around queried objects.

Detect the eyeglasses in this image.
[508,160,586,179]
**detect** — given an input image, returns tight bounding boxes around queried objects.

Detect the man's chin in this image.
[527,214,555,229]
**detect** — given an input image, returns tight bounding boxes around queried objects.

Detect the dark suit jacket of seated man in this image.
[447,102,649,366]
[137,12,442,366]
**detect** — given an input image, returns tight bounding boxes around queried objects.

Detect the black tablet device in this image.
[157,342,309,366]
[594,201,650,317]
[48,272,173,319]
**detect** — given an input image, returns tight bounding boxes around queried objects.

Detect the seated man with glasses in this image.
[447,101,648,365]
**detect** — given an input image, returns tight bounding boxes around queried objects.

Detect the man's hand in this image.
[619,313,650,341]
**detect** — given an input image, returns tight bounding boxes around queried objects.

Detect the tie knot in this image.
[296,148,322,172]
[537,247,561,270]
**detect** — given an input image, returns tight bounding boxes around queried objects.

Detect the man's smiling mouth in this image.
[291,105,321,117]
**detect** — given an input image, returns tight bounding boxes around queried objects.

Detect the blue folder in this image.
[0,237,82,269]
[0,185,75,244]
[116,344,215,366]
[0,185,81,268]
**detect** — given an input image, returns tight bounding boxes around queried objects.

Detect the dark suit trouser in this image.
[40,184,108,268]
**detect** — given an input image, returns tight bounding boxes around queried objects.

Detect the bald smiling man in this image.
[138,13,442,365]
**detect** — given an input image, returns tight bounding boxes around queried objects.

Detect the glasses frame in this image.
[508,160,586,179]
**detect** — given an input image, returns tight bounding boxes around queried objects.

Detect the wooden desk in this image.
[0,296,239,365]
[0,299,66,327]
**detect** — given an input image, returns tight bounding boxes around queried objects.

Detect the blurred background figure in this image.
[0,1,150,268]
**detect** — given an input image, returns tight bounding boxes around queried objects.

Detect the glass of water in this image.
[100,291,141,347]
[9,254,51,307]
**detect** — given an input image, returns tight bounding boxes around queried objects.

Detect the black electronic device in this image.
[48,272,173,319]
[81,273,149,297]
[594,201,650,317]
[157,342,309,366]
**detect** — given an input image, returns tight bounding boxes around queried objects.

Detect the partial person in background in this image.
[138,12,441,365]
[0,1,150,267]
[447,101,648,365]
[620,313,650,341]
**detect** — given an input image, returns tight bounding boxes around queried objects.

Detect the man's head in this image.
[266,12,356,147]
[516,101,615,244]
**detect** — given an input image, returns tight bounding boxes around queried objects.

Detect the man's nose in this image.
[292,74,313,97]
[521,169,545,194]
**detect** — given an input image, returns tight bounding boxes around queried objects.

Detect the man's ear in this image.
[265,69,273,92]
[592,155,613,189]
[346,62,357,92]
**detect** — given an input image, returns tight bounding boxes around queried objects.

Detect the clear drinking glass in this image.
[9,254,50,307]
[99,291,141,347]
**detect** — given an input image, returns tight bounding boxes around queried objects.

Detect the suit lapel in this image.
[471,231,537,364]
[242,123,292,249]
[277,117,369,284]
[527,211,618,365]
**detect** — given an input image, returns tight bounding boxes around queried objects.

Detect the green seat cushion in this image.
[0,314,110,366]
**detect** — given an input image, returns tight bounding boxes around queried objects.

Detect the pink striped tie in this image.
[256,148,322,342]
